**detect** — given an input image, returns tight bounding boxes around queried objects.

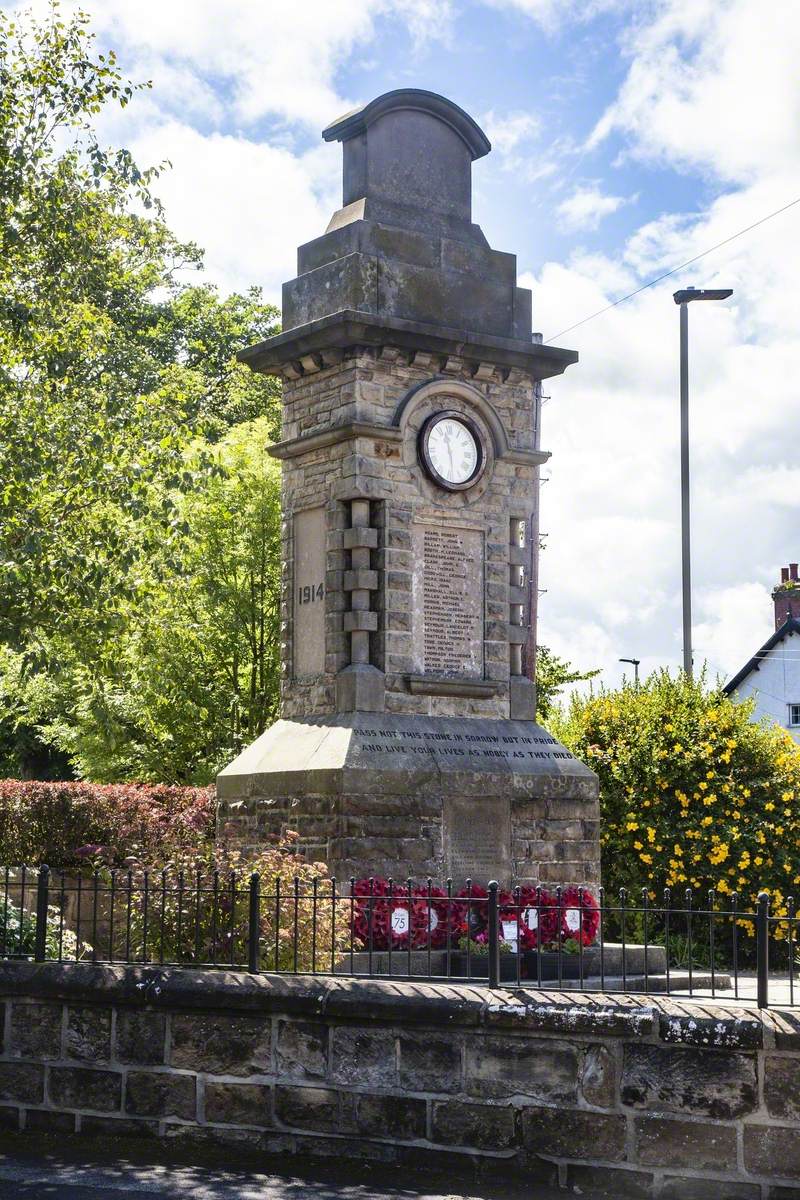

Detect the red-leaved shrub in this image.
[0,780,215,869]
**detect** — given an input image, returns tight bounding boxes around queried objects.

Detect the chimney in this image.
[772,564,800,630]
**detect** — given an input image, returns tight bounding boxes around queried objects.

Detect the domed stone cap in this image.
[322,88,491,158]
[321,88,490,231]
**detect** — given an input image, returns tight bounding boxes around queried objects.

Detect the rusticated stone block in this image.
[25,1109,76,1133]
[125,1071,196,1120]
[0,1106,19,1131]
[769,1011,800,1051]
[275,1020,328,1080]
[204,1082,272,1127]
[275,1084,352,1134]
[621,1045,757,1118]
[81,1115,159,1140]
[660,1178,759,1200]
[566,1165,652,1199]
[398,1032,461,1093]
[293,1132,397,1164]
[9,1001,62,1059]
[485,995,654,1039]
[431,1099,515,1149]
[633,1115,737,1168]
[170,1013,271,1076]
[764,1055,800,1120]
[464,1035,577,1102]
[744,1125,800,1178]
[580,1044,617,1109]
[522,1106,625,1161]
[0,1062,44,1104]
[115,1011,166,1065]
[49,1067,121,1112]
[659,1009,762,1049]
[330,1028,396,1088]
[65,1007,111,1063]
[166,1123,266,1151]
[355,1092,426,1140]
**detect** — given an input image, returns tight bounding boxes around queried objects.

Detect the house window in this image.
[790,704,800,727]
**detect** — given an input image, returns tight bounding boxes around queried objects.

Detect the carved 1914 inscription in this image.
[412,523,484,676]
[293,506,326,679]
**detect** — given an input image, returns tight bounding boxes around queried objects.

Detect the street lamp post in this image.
[672,286,733,679]
[619,657,640,687]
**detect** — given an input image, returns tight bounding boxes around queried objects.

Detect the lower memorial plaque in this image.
[443,795,511,882]
[412,522,484,677]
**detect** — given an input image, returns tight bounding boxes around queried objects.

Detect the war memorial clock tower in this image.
[218,90,599,886]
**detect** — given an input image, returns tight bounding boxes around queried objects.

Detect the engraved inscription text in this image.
[413,524,484,676]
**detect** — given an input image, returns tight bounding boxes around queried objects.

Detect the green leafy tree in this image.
[535,645,599,723]
[0,4,281,778]
[553,671,800,937]
[7,418,282,784]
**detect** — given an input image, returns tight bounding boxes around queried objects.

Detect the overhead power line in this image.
[545,194,800,344]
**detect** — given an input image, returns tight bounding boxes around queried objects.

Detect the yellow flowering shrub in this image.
[553,670,800,938]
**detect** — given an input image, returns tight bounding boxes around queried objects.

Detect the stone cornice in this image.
[268,422,401,461]
[268,420,549,466]
[406,675,502,698]
[239,310,578,382]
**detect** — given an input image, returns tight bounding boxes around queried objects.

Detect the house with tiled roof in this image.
[723,565,800,743]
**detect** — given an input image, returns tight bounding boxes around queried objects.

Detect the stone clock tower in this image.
[218,89,599,886]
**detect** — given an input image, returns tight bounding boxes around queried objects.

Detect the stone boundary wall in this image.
[0,963,799,1197]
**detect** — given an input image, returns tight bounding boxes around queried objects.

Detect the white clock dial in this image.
[426,417,479,485]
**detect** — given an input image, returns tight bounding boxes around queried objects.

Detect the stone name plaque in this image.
[293,506,326,679]
[444,795,511,881]
[412,523,484,676]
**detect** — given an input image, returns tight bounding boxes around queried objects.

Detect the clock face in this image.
[419,412,485,491]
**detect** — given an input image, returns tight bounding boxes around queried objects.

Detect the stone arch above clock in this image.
[396,378,501,507]
[395,377,510,456]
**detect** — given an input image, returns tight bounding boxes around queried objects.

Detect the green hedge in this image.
[0,780,215,869]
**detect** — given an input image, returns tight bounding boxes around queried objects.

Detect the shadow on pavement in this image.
[0,1137,567,1200]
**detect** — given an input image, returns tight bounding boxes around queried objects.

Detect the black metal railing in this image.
[1,866,796,1009]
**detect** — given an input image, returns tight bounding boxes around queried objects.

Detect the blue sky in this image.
[8,0,800,692]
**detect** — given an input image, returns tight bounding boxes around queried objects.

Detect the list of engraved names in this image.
[412,523,483,676]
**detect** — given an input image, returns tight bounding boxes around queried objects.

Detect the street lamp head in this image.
[673,286,733,305]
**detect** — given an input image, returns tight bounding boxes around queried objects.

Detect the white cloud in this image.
[10,0,454,131]
[589,0,800,183]
[523,0,800,694]
[694,583,774,682]
[484,0,629,35]
[127,122,338,298]
[556,185,632,231]
[532,171,800,689]
[5,0,454,299]
[482,109,540,157]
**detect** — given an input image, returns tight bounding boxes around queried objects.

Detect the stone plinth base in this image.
[217,712,599,886]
